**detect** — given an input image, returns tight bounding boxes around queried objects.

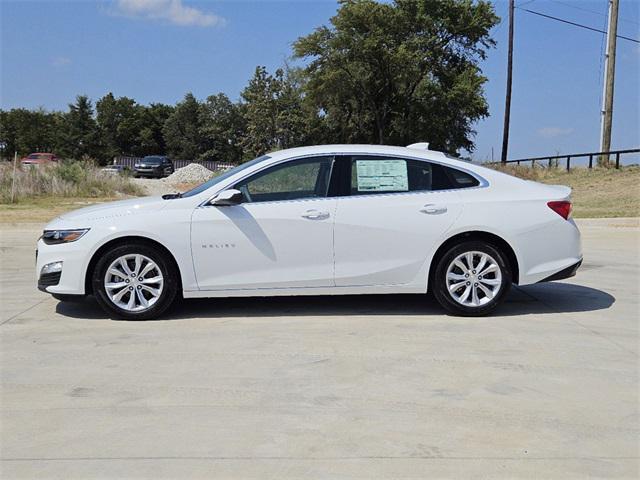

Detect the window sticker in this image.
[356,159,408,192]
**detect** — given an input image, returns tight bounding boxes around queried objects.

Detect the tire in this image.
[92,242,179,320]
[432,241,511,316]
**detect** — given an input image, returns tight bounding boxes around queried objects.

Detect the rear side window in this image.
[444,165,480,188]
[348,157,479,195]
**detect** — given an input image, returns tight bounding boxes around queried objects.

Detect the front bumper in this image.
[36,239,90,295]
[38,271,62,292]
[135,168,162,177]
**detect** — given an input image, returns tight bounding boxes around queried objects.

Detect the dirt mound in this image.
[164,163,214,186]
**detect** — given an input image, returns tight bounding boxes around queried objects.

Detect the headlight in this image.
[42,229,90,245]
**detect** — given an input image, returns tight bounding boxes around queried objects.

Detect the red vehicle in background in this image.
[21,153,58,166]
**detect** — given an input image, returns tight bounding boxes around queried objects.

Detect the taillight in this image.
[547,200,572,220]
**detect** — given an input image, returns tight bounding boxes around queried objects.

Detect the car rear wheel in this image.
[432,241,511,316]
[92,242,178,320]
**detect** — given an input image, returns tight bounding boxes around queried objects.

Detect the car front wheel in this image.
[432,241,511,316]
[92,242,178,320]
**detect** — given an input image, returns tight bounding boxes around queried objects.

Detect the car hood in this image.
[55,196,167,225]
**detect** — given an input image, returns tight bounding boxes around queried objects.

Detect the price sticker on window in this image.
[356,159,408,192]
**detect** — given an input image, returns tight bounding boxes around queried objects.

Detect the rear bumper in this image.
[537,258,582,283]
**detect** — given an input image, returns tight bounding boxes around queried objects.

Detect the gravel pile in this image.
[164,163,214,186]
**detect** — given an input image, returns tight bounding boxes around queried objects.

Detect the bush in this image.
[0,159,143,203]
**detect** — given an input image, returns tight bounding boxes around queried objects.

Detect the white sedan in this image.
[36,144,582,319]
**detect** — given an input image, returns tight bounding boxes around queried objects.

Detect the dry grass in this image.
[0,161,143,204]
[488,164,640,218]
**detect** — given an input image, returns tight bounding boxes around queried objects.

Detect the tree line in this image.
[0,0,498,165]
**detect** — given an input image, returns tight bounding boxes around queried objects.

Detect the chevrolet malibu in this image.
[36,144,582,319]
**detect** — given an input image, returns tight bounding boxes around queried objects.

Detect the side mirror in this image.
[210,188,243,206]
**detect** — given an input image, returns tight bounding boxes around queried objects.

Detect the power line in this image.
[516,7,640,43]
[547,0,639,26]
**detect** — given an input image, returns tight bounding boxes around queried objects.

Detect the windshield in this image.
[142,156,163,164]
[28,154,44,159]
[181,155,270,198]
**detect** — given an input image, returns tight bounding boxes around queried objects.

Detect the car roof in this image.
[267,144,449,162]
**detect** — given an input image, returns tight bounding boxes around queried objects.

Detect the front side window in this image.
[349,156,479,195]
[235,156,333,203]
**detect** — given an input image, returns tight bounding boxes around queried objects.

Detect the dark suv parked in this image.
[134,156,174,178]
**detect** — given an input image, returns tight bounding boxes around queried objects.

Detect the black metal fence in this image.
[114,156,235,171]
[502,148,640,171]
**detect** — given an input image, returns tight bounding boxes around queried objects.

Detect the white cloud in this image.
[51,56,72,68]
[113,0,224,27]
[537,127,574,139]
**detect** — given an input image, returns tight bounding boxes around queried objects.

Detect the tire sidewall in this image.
[433,241,512,316]
[92,243,178,320]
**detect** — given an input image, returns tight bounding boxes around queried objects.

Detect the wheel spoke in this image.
[140,262,156,277]
[136,289,149,308]
[477,283,494,299]
[476,255,488,274]
[459,285,472,303]
[453,260,468,273]
[465,252,475,270]
[480,277,501,286]
[479,264,498,275]
[133,255,142,275]
[127,291,136,309]
[105,281,127,290]
[471,284,480,306]
[447,272,467,281]
[141,276,162,284]
[108,267,127,280]
[141,285,160,297]
[119,258,132,276]
[448,281,467,292]
[112,287,129,302]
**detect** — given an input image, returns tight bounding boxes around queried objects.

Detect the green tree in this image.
[240,66,310,158]
[59,95,99,159]
[199,93,245,164]
[136,103,174,157]
[96,93,142,161]
[162,93,204,160]
[293,0,498,153]
[0,108,61,157]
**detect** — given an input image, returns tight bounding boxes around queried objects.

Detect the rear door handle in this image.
[420,204,447,215]
[302,209,330,220]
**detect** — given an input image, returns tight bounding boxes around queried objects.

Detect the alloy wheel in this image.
[103,254,164,312]
[445,251,503,307]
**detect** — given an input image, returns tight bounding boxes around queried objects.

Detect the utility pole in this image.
[599,0,619,166]
[501,0,515,163]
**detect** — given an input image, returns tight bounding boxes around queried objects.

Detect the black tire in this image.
[92,242,179,320]
[432,241,512,316]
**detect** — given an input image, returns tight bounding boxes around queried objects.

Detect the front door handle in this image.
[420,204,447,215]
[302,209,330,220]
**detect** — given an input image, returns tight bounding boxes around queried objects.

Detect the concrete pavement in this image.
[1,218,638,479]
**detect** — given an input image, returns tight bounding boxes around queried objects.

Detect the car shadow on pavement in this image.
[55,281,615,321]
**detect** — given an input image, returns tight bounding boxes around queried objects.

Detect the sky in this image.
[1,0,639,161]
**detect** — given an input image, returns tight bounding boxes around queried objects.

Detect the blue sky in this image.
[1,0,638,161]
